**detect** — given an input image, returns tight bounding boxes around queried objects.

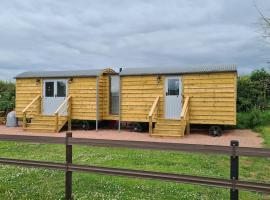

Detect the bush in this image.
[237,68,270,112]
[237,109,270,129]
[0,81,15,112]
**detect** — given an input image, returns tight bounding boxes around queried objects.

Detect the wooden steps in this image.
[24,115,67,133]
[151,118,186,138]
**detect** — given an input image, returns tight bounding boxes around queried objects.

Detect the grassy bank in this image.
[0,132,270,200]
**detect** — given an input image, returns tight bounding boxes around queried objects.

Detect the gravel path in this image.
[0,125,263,147]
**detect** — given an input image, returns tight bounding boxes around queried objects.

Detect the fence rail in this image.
[0,134,269,157]
[0,133,269,200]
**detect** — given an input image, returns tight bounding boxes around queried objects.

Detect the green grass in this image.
[254,125,270,147]
[0,132,269,199]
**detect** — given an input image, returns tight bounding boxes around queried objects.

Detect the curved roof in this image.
[15,68,116,79]
[120,64,237,76]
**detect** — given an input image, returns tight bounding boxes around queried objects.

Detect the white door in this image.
[43,79,68,115]
[165,76,182,119]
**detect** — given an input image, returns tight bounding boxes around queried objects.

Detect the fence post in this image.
[65,132,73,200]
[230,140,239,200]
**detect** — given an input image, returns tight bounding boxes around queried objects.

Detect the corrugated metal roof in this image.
[15,69,105,79]
[120,64,237,76]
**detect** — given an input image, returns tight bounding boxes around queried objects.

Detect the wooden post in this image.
[23,112,27,128]
[55,113,59,133]
[186,121,190,135]
[149,116,153,134]
[68,98,72,131]
[37,96,41,115]
[230,140,239,200]
[96,77,99,131]
[118,76,121,132]
[186,110,190,135]
[65,132,72,200]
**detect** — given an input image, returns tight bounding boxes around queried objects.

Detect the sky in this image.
[0,0,269,80]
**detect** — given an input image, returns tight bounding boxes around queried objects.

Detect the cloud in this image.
[0,0,269,80]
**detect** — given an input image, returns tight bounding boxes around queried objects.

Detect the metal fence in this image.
[0,133,269,200]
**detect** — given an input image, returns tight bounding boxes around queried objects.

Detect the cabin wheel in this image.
[81,121,90,130]
[132,123,143,132]
[209,126,223,137]
[132,122,148,132]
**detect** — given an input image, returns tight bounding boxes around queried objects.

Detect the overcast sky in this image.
[0,0,269,80]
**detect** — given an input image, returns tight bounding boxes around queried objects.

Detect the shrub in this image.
[237,109,270,129]
[237,68,270,112]
[0,81,15,112]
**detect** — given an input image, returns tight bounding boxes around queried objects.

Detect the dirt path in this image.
[0,125,263,147]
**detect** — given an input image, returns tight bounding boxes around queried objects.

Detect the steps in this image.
[24,115,67,133]
[151,118,186,138]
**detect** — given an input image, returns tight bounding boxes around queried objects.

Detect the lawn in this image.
[0,131,269,200]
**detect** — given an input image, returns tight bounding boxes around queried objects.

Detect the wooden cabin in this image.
[15,65,237,137]
[15,68,117,132]
[119,65,237,137]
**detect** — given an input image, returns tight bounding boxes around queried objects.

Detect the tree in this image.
[0,81,15,112]
[237,68,270,112]
[255,2,270,39]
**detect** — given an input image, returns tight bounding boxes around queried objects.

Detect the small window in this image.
[167,79,179,96]
[45,82,54,97]
[57,81,66,97]
[110,76,119,115]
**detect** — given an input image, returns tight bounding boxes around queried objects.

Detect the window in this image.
[57,81,66,97]
[45,82,54,97]
[110,76,119,115]
[167,79,179,96]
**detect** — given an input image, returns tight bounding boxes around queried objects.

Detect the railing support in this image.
[65,132,72,200]
[180,96,190,135]
[230,140,239,200]
[21,95,41,129]
[22,112,27,128]
[149,116,153,134]
[148,96,160,135]
[68,98,72,131]
[55,113,59,133]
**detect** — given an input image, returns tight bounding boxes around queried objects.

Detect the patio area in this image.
[0,125,264,147]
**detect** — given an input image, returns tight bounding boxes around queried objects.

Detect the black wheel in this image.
[132,122,148,132]
[209,126,223,137]
[81,121,90,130]
[132,123,148,132]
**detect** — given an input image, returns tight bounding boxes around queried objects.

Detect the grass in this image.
[0,131,269,199]
[254,125,270,147]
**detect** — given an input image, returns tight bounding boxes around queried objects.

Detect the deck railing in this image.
[54,95,72,132]
[0,133,269,200]
[180,96,190,134]
[22,95,41,128]
[148,96,160,134]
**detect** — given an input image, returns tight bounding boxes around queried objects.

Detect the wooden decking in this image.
[24,115,67,133]
[22,95,72,133]
[149,96,190,138]
[151,118,185,137]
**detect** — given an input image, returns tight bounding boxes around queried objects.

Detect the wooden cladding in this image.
[182,72,237,125]
[16,71,236,126]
